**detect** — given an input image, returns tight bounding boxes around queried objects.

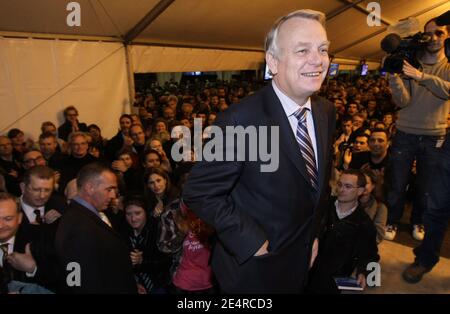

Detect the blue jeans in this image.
[386,130,444,226]
[7,280,54,294]
[414,133,450,269]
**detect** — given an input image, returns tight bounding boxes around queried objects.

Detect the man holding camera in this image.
[401,17,450,284]
[385,17,449,280]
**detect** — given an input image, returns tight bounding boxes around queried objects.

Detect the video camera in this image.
[381,10,450,74]
[380,32,431,74]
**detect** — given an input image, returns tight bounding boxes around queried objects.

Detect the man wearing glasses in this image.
[308,169,379,293]
[57,106,88,142]
[58,132,97,192]
[18,165,67,228]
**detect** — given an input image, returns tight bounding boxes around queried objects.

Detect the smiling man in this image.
[182,9,335,293]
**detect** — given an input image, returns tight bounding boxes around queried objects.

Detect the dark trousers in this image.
[386,130,444,226]
[414,134,450,269]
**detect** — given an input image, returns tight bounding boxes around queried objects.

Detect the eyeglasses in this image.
[24,156,45,164]
[424,30,447,38]
[72,142,88,146]
[337,182,362,190]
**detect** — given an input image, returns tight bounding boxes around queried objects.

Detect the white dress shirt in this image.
[20,196,44,223]
[272,80,319,168]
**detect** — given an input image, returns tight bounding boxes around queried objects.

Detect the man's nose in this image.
[308,50,323,66]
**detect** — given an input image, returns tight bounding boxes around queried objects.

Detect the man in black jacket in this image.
[182,9,335,293]
[307,170,379,293]
[57,106,88,142]
[0,192,59,293]
[55,163,137,293]
[58,132,97,192]
[19,166,67,228]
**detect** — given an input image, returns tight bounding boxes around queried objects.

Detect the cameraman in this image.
[384,18,450,246]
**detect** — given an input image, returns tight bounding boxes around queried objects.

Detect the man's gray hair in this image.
[68,131,88,144]
[265,9,326,59]
[76,162,114,189]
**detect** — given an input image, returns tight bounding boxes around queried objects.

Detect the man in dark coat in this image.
[182,9,335,293]
[57,106,88,142]
[55,163,137,293]
[0,192,59,293]
[307,170,379,294]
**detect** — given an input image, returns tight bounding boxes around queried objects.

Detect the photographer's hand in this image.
[402,60,424,81]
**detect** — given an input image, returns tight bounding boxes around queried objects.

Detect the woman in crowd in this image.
[144,168,184,267]
[123,196,173,293]
[171,200,216,294]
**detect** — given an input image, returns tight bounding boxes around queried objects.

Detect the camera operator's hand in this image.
[402,60,424,81]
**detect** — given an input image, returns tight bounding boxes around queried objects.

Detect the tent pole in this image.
[124,44,136,113]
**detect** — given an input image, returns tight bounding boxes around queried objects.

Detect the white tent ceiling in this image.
[1,0,449,63]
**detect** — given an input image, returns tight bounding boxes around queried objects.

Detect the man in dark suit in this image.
[55,162,137,293]
[19,165,67,227]
[182,9,335,293]
[58,132,98,192]
[0,192,58,293]
[57,106,88,142]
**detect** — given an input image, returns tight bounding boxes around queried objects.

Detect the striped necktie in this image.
[293,107,319,191]
[0,243,8,265]
[1,243,12,282]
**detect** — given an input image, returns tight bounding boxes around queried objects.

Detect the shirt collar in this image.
[334,199,358,220]
[20,196,45,212]
[72,195,100,217]
[0,236,15,252]
[272,80,312,118]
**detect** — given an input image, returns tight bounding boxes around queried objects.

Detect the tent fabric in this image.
[1,0,449,61]
[131,45,265,73]
[0,38,130,140]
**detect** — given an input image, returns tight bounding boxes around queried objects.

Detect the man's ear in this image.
[84,182,94,195]
[266,52,278,76]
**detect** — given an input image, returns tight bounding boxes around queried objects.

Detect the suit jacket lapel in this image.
[310,95,328,193]
[72,201,122,240]
[262,85,311,186]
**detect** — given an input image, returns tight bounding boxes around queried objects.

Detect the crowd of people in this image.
[0,9,448,294]
[0,71,440,294]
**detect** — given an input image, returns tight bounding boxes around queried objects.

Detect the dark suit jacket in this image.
[57,121,88,142]
[20,193,68,226]
[182,84,335,293]
[58,154,98,192]
[105,131,125,161]
[8,223,60,292]
[55,200,137,294]
[307,200,379,294]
